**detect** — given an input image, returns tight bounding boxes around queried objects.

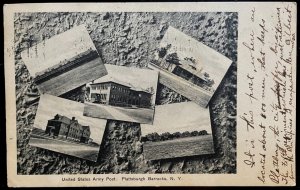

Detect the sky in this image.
[34,94,106,144]
[21,24,97,77]
[141,102,212,135]
[160,26,232,90]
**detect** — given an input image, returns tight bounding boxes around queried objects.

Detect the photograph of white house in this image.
[149,26,232,107]
[84,64,159,124]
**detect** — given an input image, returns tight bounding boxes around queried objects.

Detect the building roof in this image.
[90,76,132,88]
[82,125,90,131]
[91,76,153,94]
[50,114,73,125]
[50,114,89,130]
[177,60,209,82]
[130,86,153,94]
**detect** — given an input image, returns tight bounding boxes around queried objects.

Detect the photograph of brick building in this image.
[45,114,91,144]
[84,64,158,124]
[29,94,107,162]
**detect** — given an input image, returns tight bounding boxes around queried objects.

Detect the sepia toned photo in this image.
[149,26,232,107]
[29,94,107,162]
[141,102,214,160]
[83,64,158,124]
[20,24,107,96]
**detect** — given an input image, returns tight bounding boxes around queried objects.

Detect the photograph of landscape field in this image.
[20,24,107,96]
[83,64,158,124]
[29,94,107,162]
[149,26,232,107]
[141,102,214,160]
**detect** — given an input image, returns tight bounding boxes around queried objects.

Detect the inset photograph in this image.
[29,94,107,162]
[149,26,232,107]
[141,102,214,160]
[21,24,107,96]
[83,64,158,124]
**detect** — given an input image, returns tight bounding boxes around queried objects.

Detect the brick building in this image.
[45,114,91,143]
[87,77,153,109]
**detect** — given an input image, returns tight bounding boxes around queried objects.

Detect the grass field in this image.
[143,135,214,160]
[38,57,107,96]
[84,103,154,124]
[29,135,100,162]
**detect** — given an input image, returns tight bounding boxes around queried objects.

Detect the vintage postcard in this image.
[149,26,232,107]
[29,94,107,162]
[4,2,296,187]
[83,64,158,124]
[20,24,107,96]
[141,102,214,160]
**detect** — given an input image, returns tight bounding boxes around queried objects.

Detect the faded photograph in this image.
[149,26,232,107]
[15,12,237,174]
[29,94,107,162]
[141,102,214,160]
[83,64,158,124]
[20,24,107,96]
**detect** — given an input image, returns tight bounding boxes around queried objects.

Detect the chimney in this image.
[72,117,75,121]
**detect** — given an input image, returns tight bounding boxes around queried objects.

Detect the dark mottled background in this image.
[15,12,237,174]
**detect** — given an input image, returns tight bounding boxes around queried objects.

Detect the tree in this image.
[173,132,181,138]
[206,79,215,87]
[165,52,180,70]
[191,131,199,136]
[182,131,191,137]
[157,47,167,58]
[161,132,171,141]
[204,72,210,78]
[199,130,208,135]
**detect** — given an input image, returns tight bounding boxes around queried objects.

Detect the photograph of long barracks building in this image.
[45,114,92,143]
[86,77,154,109]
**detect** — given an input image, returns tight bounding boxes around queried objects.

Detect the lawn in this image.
[84,103,154,124]
[29,136,100,162]
[143,135,214,160]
